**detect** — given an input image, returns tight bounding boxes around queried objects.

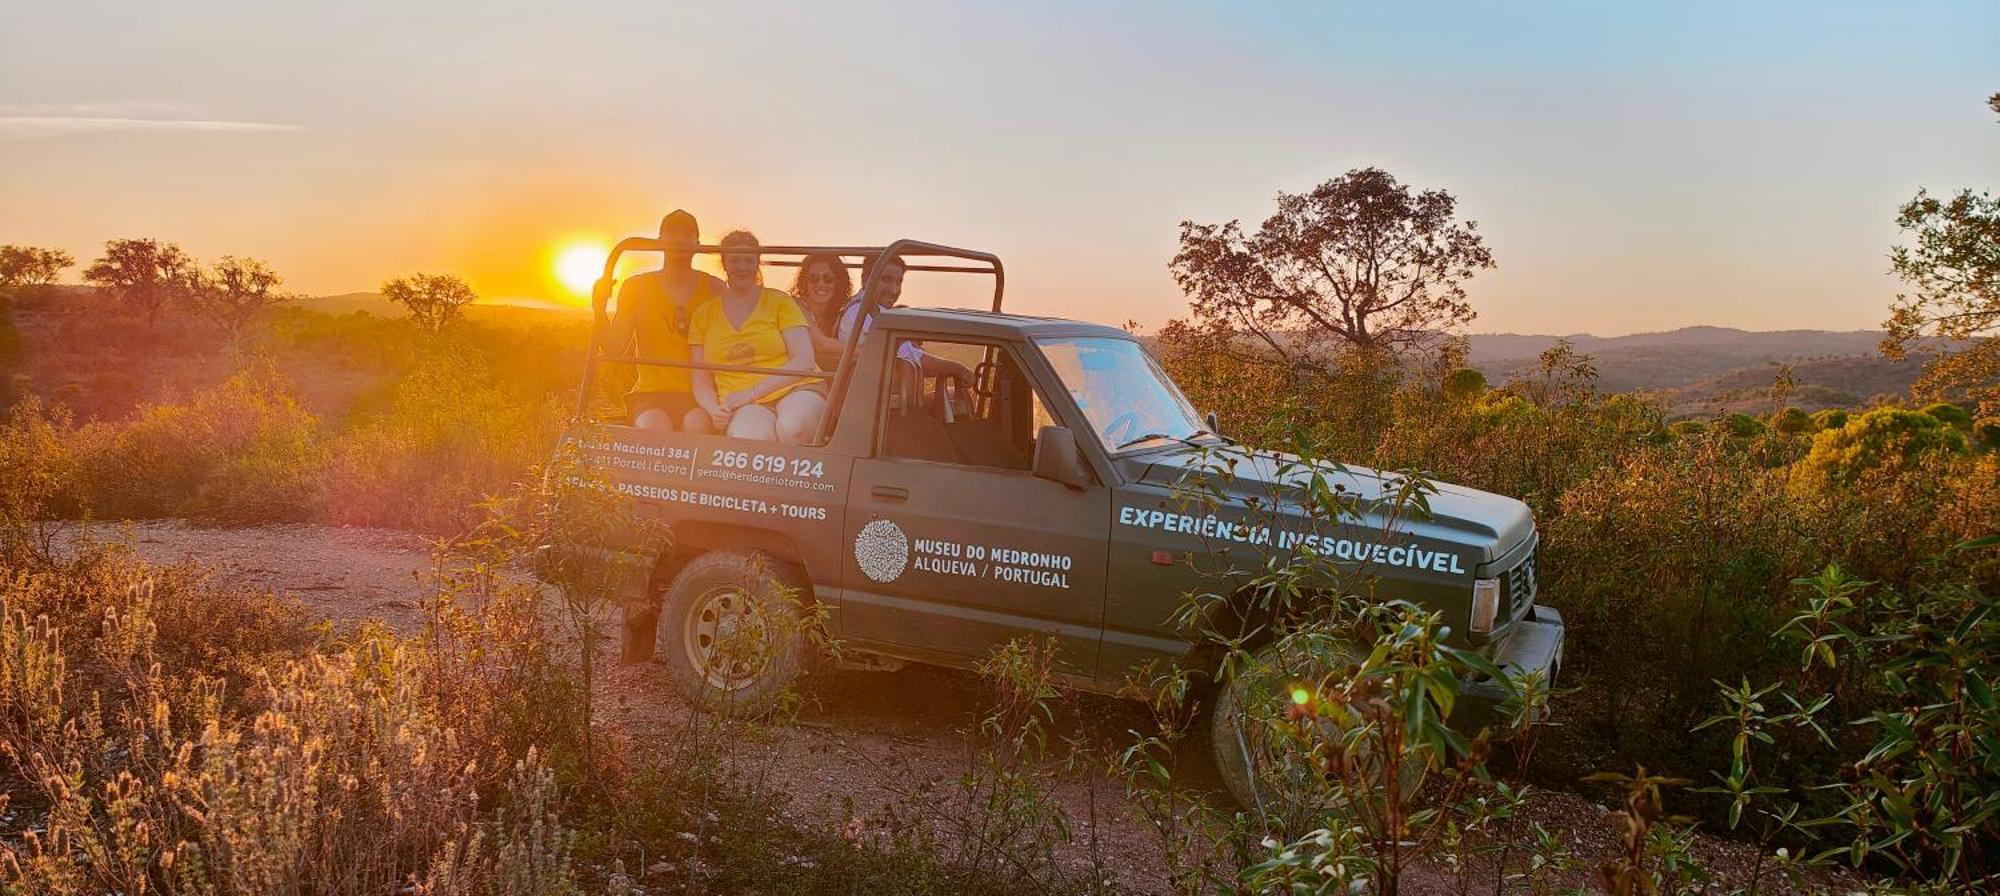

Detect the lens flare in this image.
[554,243,608,297]
[1290,686,1311,706]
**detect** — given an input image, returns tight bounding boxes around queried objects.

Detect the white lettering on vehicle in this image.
[586,478,827,523]
[896,535,1072,590]
[1116,505,1467,575]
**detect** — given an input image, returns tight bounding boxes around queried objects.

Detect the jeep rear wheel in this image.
[659,550,807,716]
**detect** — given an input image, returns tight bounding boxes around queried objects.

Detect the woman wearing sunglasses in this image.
[788,252,852,370]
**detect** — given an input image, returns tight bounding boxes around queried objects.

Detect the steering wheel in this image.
[1102,411,1140,445]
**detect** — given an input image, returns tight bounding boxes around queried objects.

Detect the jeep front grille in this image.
[1506,549,1538,618]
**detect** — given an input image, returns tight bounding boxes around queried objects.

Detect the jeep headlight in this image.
[1470,577,1501,635]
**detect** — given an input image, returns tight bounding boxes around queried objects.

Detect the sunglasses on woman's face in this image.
[807,271,839,283]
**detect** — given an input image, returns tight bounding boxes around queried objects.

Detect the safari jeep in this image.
[547,237,1565,807]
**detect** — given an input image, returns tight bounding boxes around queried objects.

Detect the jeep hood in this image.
[1125,445,1535,565]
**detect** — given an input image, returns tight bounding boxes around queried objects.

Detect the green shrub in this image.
[322,341,557,532]
[1699,564,2000,891]
[1920,400,1972,428]
[0,396,81,565]
[1722,412,1766,438]
[1771,406,1813,434]
[1794,407,1968,492]
[1809,407,1848,431]
[1440,366,1487,401]
[1669,419,1707,437]
[1976,416,2000,449]
[76,364,326,521]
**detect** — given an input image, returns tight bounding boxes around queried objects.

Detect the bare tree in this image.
[0,245,73,294]
[1168,168,1494,369]
[82,238,198,326]
[381,272,477,333]
[196,256,295,339]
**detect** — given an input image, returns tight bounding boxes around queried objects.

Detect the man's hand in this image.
[708,406,735,431]
[592,279,615,319]
[722,389,757,412]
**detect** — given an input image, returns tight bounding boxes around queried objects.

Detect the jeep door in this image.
[838,335,1110,675]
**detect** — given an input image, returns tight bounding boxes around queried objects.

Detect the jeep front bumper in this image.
[1457,605,1565,730]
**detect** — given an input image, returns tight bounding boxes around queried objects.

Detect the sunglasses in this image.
[806,271,840,283]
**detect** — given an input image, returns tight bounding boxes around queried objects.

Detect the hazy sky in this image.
[3,1,1994,335]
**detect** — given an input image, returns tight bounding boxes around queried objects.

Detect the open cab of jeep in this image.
[570,238,1006,443]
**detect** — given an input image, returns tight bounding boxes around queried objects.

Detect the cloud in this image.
[0,102,299,141]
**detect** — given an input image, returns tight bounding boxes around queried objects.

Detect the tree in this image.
[381,272,477,333]
[1883,92,2000,416]
[0,245,73,293]
[1167,168,1494,368]
[1883,188,2000,414]
[196,256,294,339]
[1513,337,1598,407]
[82,238,198,326]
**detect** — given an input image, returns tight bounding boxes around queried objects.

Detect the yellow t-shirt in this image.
[621,271,720,393]
[688,287,810,403]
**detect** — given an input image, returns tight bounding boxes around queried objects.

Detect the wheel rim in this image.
[682,583,773,691]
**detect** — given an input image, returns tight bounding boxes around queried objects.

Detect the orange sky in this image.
[3,3,1995,335]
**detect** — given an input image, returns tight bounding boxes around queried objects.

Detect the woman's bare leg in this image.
[773,391,827,445]
[726,403,778,441]
[682,408,715,434]
[634,409,676,432]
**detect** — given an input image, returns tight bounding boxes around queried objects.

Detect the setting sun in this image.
[554,243,609,297]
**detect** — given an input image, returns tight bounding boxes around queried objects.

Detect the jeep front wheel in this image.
[659,550,807,716]
[1207,639,1422,822]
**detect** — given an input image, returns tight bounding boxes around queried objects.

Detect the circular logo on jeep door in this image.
[854,518,910,583]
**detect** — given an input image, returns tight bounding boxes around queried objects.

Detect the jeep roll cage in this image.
[575,237,1005,446]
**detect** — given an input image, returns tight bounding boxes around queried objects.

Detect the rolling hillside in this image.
[1465,326,1921,415]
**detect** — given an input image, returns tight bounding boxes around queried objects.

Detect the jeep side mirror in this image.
[1204,411,1219,434]
[1032,425,1090,490]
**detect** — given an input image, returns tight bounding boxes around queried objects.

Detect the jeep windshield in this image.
[1036,336,1213,454]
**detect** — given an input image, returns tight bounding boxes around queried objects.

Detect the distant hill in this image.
[298,292,590,325]
[1464,326,1918,415]
[1467,327,1886,389]
[295,292,403,316]
[1653,355,1922,416]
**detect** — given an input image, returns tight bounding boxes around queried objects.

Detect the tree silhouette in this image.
[381,273,477,333]
[82,238,198,327]
[197,256,295,339]
[1168,168,1493,370]
[0,245,74,294]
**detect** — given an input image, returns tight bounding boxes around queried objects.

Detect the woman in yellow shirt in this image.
[685,230,827,443]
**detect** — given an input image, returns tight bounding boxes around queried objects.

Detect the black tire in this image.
[1205,639,1421,820]
[658,550,808,716]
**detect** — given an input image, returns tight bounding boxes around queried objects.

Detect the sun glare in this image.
[554,243,609,297]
